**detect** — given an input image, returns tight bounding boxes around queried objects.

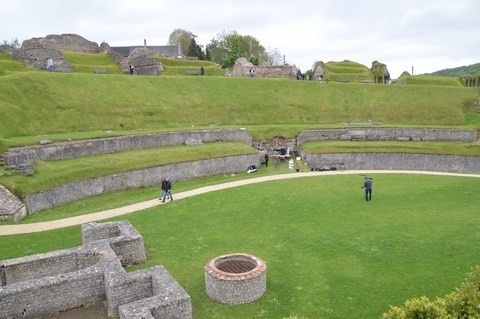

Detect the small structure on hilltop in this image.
[313,60,391,83]
[127,48,164,75]
[232,57,299,79]
[12,33,109,72]
[371,60,391,83]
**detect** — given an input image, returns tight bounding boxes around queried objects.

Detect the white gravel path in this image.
[1,170,478,236]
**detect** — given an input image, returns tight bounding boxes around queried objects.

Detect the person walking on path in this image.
[162,177,173,202]
[362,176,373,201]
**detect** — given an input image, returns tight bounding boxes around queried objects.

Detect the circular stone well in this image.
[204,253,266,305]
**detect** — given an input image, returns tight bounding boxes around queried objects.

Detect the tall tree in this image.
[187,36,206,60]
[207,31,268,68]
[168,29,191,56]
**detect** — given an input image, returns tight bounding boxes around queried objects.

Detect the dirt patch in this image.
[48,304,108,319]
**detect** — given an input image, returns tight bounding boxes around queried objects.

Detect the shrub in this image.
[382,266,480,319]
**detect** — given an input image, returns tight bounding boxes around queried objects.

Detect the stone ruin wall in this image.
[1,128,479,220]
[0,129,258,220]
[0,221,192,319]
[5,128,253,162]
[296,128,480,173]
[301,152,480,174]
[296,128,477,145]
[24,154,260,214]
[232,57,298,79]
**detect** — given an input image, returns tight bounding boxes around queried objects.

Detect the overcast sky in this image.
[2,0,479,78]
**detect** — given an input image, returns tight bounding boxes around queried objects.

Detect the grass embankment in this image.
[1,174,480,319]
[158,57,224,76]
[301,140,480,156]
[0,142,255,197]
[322,61,373,82]
[400,74,464,87]
[0,53,28,76]
[62,51,123,74]
[1,72,478,141]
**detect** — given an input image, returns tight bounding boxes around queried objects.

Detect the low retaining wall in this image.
[297,128,477,145]
[0,185,27,221]
[0,221,191,319]
[302,152,480,174]
[25,154,260,214]
[6,129,253,161]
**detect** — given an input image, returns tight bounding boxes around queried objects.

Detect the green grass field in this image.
[62,51,123,74]
[0,72,478,142]
[1,174,479,319]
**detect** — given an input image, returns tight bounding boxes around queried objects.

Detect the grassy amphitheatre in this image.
[0,53,480,318]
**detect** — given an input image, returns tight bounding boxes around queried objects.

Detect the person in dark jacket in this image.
[161,177,173,202]
[363,176,373,201]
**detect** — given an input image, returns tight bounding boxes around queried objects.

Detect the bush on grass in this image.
[382,265,480,319]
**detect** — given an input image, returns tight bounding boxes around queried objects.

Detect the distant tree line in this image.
[427,63,480,77]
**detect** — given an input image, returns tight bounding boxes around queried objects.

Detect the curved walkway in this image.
[1,170,479,236]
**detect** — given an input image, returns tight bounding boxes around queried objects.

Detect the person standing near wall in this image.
[162,177,173,202]
[200,65,205,76]
[362,176,373,201]
[264,153,269,167]
[47,58,54,72]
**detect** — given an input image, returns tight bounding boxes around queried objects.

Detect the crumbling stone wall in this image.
[232,57,298,79]
[0,221,192,319]
[0,185,26,221]
[24,153,260,214]
[11,33,103,72]
[297,128,477,145]
[128,48,164,75]
[302,152,480,174]
[5,129,253,161]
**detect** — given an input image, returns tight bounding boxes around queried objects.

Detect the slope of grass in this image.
[322,61,373,82]
[399,75,464,87]
[301,140,480,156]
[157,57,224,76]
[1,174,480,319]
[0,72,478,139]
[0,142,255,197]
[0,53,28,75]
[62,51,123,74]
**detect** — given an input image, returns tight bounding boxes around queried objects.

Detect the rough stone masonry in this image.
[0,221,192,319]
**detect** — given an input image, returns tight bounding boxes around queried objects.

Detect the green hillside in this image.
[398,74,464,86]
[318,60,374,82]
[0,72,479,142]
[428,63,480,77]
[62,51,123,74]
[157,56,224,76]
[0,53,28,75]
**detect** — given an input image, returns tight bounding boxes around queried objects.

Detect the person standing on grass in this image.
[162,177,173,202]
[363,176,373,201]
[47,58,54,72]
[264,153,269,167]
